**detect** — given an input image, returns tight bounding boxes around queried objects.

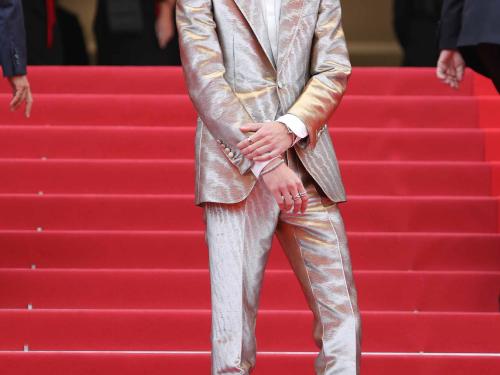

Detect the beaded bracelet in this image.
[260,158,285,176]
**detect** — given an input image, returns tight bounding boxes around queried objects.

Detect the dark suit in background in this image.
[394,0,444,66]
[439,0,500,90]
[0,0,27,76]
[21,0,64,65]
[21,0,88,65]
[94,0,180,66]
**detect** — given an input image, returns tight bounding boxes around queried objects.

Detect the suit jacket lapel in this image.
[277,0,305,71]
[233,0,276,69]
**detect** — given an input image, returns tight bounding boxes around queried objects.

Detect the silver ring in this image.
[248,137,253,145]
[298,191,307,197]
[293,194,301,200]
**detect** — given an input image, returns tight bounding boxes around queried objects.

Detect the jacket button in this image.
[224,147,231,153]
[228,152,234,158]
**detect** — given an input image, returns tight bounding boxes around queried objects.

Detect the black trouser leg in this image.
[477,43,500,94]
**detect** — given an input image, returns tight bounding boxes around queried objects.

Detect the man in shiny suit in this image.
[437,0,500,92]
[176,1,361,373]
[0,0,33,117]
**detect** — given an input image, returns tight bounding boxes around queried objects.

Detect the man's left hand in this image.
[238,122,293,162]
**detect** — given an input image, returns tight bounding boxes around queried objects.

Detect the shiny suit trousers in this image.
[202,149,362,374]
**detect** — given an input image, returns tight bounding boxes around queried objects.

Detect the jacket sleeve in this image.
[286,0,351,150]
[176,0,254,175]
[438,0,464,50]
[0,0,27,77]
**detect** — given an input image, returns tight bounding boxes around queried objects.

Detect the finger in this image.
[436,65,447,80]
[25,90,33,118]
[240,123,263,133]
[444,73,455,88]
[253,149,281,162]
[247,144,273,160]
[272,189,285,211]
[12,91,27,111]
[456,64,465,82]
[280,186,293,211]
[240,138,267,155]
[446,66,456,83]
[288,183,300,214]
[237,131,265,149]
[296,181,308,213]
[9,88,25,110]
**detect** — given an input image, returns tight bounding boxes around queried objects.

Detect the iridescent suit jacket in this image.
[176,0,351,206]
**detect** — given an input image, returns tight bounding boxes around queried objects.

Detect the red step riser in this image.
[1,270,499,312]
[0,160,492,196]
[0,310,499,352]
[1,232,499,271]
[0,127,489,162]
[1,352,500,375]
[0,196,497,233]
[0,95,484,129]
[0,67,478,96]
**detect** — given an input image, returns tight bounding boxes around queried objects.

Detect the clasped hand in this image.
[237,121,293,162]
[237,122,308,214]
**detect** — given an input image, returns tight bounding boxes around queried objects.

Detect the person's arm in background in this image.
[156,0,176,49]
[436,0,466,88]
[0,0,32,117]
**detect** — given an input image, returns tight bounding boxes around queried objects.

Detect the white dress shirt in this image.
[251,0,309,177]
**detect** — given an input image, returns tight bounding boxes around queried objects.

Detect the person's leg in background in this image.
[477,43,500,93]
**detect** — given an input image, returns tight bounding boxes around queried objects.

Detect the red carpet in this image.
[0,67,499,374]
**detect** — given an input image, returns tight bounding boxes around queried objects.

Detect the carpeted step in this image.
[2,231,499,271]
[1,351,500,375]
[0,126,489,162]
[0,67,483,96]
[1,269,499,312]
[0,309,499,353]
[0,126,490,161]
[1,94,490,129]
[0,195,497,233]
[0,159,493,196]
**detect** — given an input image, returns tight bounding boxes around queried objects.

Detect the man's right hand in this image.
[261,162,308,214]
[8,75,33,118]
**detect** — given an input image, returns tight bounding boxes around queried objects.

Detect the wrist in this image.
[261,156,285,176]
[275,121,295,147]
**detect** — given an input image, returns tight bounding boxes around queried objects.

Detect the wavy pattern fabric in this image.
[203,150,361,374]
[176,0,351,205]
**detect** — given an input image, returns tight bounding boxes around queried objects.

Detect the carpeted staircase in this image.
[0,67,499,374]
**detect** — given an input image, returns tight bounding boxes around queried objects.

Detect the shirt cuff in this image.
[251,158,278,177]
[277,114,308,145]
